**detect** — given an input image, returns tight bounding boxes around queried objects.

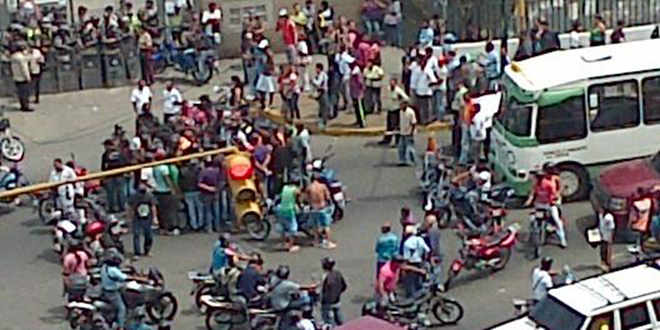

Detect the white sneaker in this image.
[172,229,181,236]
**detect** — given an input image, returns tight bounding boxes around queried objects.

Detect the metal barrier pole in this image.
[0,146,238,199]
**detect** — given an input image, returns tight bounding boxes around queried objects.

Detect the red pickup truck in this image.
[590,152,660,232]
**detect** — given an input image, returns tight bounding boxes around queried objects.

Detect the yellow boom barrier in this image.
[0,147,239,200]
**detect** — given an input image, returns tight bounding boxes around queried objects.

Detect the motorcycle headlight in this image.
[608,197,627,211]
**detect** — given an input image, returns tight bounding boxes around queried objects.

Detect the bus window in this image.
[588,80,640,132]
[642,76,660,125]
[536,95,587,144]
[496,101,532,137]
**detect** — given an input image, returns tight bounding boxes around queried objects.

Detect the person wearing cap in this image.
[10,42,33,112]
[127,177,158,259]
[597,207,615,271]
[255,39,277,110]
[276,8,299,65]
[374,221,400,278]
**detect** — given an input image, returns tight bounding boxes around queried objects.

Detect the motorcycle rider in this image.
[531,257,554,303]
[100,248,147,330]
[62,237,91,300]
[268,265,318,329]
[49,158,78,215]
[525,164,567,248]
[210,233,252,276]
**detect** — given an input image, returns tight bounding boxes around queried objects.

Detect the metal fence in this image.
[442,0,660,40]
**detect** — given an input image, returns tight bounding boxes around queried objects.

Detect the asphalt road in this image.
[0,128,636,330]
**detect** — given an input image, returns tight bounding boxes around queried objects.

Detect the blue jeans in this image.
[104,290,126,327]
[104,177,126,212]
[363,18,381,35]
[184,191,203,230]
[321,303,345,326]
[201,193,222,230]
[398,135,416,165]
[433,89,447,120]
[133,219,153,255]
[402,270,423,298]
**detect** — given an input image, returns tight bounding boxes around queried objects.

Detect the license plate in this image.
[492,209,503,217]
[535,211,545,218]
[333,192,344,201]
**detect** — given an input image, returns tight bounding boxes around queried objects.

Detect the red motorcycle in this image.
[444,223,520,290]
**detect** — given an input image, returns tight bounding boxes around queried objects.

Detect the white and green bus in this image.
[491,39,660,201]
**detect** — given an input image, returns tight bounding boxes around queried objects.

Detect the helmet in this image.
[477,171,491,182]
[103,247,124,266]
[542,162,558,175]
[85,221,105,238]
[321,256,335,271]
[275,265,290,279]
[541,256,553,271]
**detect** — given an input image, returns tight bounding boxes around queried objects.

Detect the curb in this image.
[262,110,451,137]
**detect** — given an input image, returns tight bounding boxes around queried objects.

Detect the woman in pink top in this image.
[62,241,90,288]
[376,255,425,304]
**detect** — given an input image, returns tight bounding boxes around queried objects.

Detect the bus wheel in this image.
[557,163,589,202]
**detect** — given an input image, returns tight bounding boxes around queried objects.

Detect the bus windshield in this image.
[496,99,533,137]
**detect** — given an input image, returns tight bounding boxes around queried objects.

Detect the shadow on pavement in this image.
[40,305,67,325]
[34,247,60,264]
[20,216,42,228]
[30,227,52,236]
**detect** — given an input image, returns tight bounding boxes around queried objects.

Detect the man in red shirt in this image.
[525,166,567,248]
[276,8,298,64]
[376,254,425,304]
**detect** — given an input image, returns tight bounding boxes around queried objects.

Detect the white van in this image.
[489,261,660,330]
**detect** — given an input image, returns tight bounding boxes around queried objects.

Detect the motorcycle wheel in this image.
[432,299,464,325]
[192,62,213,86]
[492,247,512,271]
[147,291,178,322]
[38,197,56,225]
[1,136,25,162]
[246,215,271,241]
[195,283,215,313]
[205,309,235,330]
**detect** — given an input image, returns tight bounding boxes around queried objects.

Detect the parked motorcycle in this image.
[67,267,178,328]
[362,281,463,328]
[152,41,215,86]
[0,112,25,162]
[444,223,520,290]
[188,271,221,314]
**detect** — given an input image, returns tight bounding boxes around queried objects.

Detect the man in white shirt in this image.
[398,100,417,166]
[469,104,487,162]
[531,257,554,302]
[413,51,434,123]
[402,225,429,297]
[201,2,222,40]
[49,158,78,215]
[598,210,615,271]
[379,78,409,145]
[335,48,354,111]
[131,80,152,114]
[312,63,330,127]
[162,81,182,123]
